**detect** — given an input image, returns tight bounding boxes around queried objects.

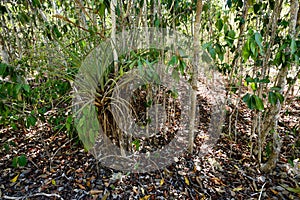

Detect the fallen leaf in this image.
[90,190,103,195]
[51,179,56,186]
[86,180,91,187]
[184,176,190,185]
[210,177,225,185]
[77,183,86,190]
[285,187,300,194]
[139,195,151,200]
[232,187,243,192]
[10,173,19,183]
[270,188,278,195]
[160,178,164,186]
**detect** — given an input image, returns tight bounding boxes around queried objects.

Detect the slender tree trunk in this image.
[188,0,202,153]
[260,0,299,173]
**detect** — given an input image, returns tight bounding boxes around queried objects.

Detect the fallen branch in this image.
[3,192,64,200]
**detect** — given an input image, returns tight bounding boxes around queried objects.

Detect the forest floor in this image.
[0,93,299,200]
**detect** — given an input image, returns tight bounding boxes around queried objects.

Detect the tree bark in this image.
[260,0,299,173]
[188,0,202,153]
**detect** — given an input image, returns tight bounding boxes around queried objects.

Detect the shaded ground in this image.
[0,95,299,199]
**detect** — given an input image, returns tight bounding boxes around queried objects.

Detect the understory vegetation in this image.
[0,0,299,199]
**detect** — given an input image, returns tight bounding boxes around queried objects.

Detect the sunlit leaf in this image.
[10,173,19,183]
[232,187,243,192]
[184,176,190,185]
[160,178,164,186]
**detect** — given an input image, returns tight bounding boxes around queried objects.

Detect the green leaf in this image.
[0,63,7,76]
[250,82,257,91]
[22,84,30,93]
[243,93,256,109]
[270,86,281,91]
[253,3,261,14]
[250,40,256,55]
[242,43,250,62]
[227,0,232,8]
[168,55,178,66]
[268,92,277,105]
[18,155,27,167]
[291,39,297,54]
[216,19,223,31]
[285,187,300,194]
[202,42,212,50]
[32,0,41,8]
[253,95,264,110]
[26,115,37,127]
[275,92,284,103]
[171,69,180,82]
[208,46,216,59]
[15,84,22,94]
[245,76,254,83]
[228,30,235,39]
[179,60,186,75]
[53,25,62,38]
[254,33,262,47]
[259,78,270,83]
[132,139,140,151]
[12,157,18,168]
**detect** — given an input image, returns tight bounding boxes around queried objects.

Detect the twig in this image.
[27,157,39,169]
[258,182,267,200]
[3,192,64,200]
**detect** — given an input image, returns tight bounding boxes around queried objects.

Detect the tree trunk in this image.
[188,0,202,153]
[260,0,299,173]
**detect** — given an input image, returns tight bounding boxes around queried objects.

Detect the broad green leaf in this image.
[168,55,178,66]
[179,60,186,75]
[253,3,261,14]
[208,46,216,59]
[52,25,62,38]
[254,32,264,55]
[275,92,284,103]
[216,19,223,31]
[250,40,256,55]
[285,187,300,194]
[0,63,7,76]
[202,42,212,50]
[27,115,37,127]
[245,76,254,83]
[228,30,235,39]
[254,33,262,47]
[259,78,270,83]
[12,157,18,168]
[32,0,41,8]
[268,92,277,105]
[250,82,257,91]
[227,0,232,8]
[22,84,30,93]
[253,95,264,110]
[242,43,250,62]
[18,155,27,166]
[291,39,297,54]
[15,84,22,94]
[243,93,256,110]
[171,69,180,82]
[270,86,281,91]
